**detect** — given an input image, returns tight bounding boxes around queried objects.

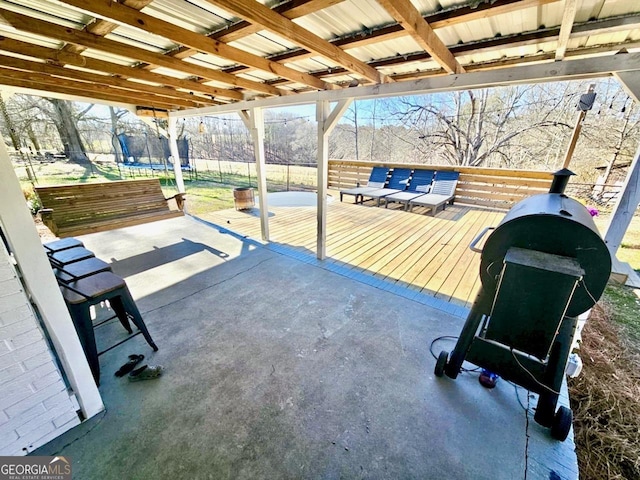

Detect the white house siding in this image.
[0,241,80,455]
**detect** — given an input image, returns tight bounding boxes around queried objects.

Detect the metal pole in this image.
[561,84,596,169]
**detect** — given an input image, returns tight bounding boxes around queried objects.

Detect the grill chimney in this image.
[549,168,575,194]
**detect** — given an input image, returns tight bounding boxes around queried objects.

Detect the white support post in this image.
[168,117,186,194]
[604,142,640,255]
[316,99,352,259]
[0,135,103,419]
[604,71,640,256]
[240,109,269,241]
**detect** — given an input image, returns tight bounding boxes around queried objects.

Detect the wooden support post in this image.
[168,117,186,195]
[604,142,640,256]
[0,132,103,419]
[604,70,640,258]
[316,99,352,259]
[240,108,269,241]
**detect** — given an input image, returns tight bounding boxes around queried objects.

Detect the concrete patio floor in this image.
[35,215,577,479]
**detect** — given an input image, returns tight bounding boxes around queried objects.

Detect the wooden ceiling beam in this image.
[377,0,464,74]
[0,37,240,101]
[213,0,345,43]
[0,69,183,110]
[266,15,639,86]
[391,40,640,81]
[221,0,559,77]
[63,0,154,55]
[555,0,578,60]
[202,0,389,84]
[58,0,333,91]
[0,7,281,98]
[0,54,212,108]
[167,0,344,62]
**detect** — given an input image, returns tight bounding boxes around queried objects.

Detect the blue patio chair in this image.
[382,169,435,210]
[359,168,413,206]
[339,166,389,203]
[408,171,460,215]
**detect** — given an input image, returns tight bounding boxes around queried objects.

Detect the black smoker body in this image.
[434,169,611,441]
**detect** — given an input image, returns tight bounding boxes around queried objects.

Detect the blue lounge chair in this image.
[408,171,460,215]
[360,168,413,206]
[382,169,435,210]
[340,166,389,203]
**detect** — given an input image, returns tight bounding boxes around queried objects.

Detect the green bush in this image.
[21,185,41,215]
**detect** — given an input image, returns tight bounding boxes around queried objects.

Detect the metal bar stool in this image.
[59,271,158,385]
[54,257,112,284]
[43,238,84,254]
[49,247,95,268]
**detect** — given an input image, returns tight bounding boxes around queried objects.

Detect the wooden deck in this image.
[200,197,505,308]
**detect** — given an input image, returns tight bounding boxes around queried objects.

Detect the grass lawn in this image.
[15,157,640,271]
[593,215,640,271]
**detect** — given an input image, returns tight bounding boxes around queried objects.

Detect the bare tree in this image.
[45,99,93,162]
[0,93,21,152]
[388,86,574,167]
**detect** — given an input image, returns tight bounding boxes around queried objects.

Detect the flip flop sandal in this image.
[114,354,145,377]
[128,365,164,382]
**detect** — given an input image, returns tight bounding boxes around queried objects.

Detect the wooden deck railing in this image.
[328,160,554,210]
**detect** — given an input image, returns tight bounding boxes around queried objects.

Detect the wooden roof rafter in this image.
[376,0,464,74]
[287,13,640,83]
[219,0,562,77]
[201,0,391,84]
[0,7,281,99]
[0,53,211,108]
[0,37,238,102]
[57,0,335,91]
[0,0,637,111]
[555,0,578,61]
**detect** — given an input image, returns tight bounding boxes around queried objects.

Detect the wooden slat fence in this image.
[328,160,553,210]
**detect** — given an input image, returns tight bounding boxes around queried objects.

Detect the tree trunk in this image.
[0,93,21,152]
[109,106,122,163]
[48,99,88,162]
[26,123,41,153]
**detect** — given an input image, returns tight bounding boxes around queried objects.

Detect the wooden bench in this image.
[36,179,185,237]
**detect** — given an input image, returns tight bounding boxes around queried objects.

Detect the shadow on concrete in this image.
[108,237,229,277]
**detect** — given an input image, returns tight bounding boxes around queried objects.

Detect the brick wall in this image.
[0,243,80,455]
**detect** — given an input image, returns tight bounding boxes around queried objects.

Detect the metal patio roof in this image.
[0,0,639,112]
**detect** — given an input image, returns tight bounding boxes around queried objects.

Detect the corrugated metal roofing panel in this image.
[0,0,89,26]
[287,55,342,72]
[182,55,226,70]
[413,0,471,14]
[582,29,640,47]
[0,29,62,50]
[166,0,237,23]
[235,69,279,82]
[295,0,395,40]
[188,52,236,69]
[345,36,424,62]
[230,32,298,57]
[106,25,177,52]
[80,49,140,66]
[141,0,230,34]
[379,58,440,76]
[596,0,640,19]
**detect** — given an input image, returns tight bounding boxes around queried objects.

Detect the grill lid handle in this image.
[469,226,495,253]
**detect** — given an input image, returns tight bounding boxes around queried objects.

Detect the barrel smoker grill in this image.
[434,169,611,441]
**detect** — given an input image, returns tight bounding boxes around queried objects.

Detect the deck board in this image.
[201,199,505,308]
